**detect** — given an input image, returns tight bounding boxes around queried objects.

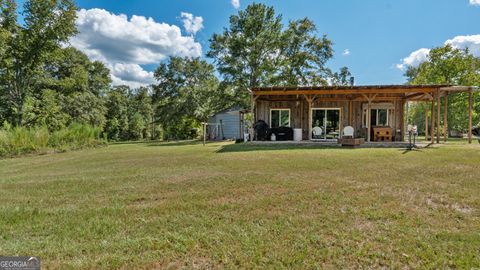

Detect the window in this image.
[363,108,390,127]
[270,109,290,128]
[312,108,340,140]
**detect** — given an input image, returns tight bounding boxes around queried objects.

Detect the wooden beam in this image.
[443,93,448,143]
[348,100,353,126]
[425,102,429,141]
[393,100,397,141]
[405,92,428,100]
[253,88,438,96]
[257,96,405,102]
[302,94,317,140]
[367,99,372,142]
[307,99,313,140]
[202,122,206,146]
[437,90,441,143]
[302,94,317,103]
[238,111,243,140]
[431,94,435,144]
[423,93,434,100]
[250,94,257,142]
[401,99,406,142]
[468,89,473,144]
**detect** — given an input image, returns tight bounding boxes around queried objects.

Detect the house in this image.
[250,85,477,143]
[207,106,248,140]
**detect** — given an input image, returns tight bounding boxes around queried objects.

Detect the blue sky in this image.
[69,0,480,87]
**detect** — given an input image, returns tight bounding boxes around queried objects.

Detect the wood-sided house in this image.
[251,85,477,144]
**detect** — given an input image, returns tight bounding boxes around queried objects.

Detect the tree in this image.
[208,4,336,106]
[20,47,111,129]
[152,57,224,139]
[405,45,480,132]
[128,113,146,140]
[330,67,354,86]
[208,3,282,105]
[0,0,77,125]
[128,87,153,140]
[23,89,70,131]
[62,91,107,127]
[276,18,333,86]
[105,86,130,141]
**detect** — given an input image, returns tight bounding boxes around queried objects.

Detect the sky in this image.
[61,0,480,87]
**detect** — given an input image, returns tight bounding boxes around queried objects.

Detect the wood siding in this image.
[255,97,404,141]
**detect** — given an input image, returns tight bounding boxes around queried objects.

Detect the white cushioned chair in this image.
[343,126,354,138]
[312,126,323,139]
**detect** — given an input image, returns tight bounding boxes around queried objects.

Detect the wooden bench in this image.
[373,127,392,142]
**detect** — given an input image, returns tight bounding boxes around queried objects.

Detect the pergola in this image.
[250,85,478,143]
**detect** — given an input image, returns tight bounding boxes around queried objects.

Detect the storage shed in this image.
[207,107,247,140]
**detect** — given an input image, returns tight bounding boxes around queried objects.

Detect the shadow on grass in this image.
[400,148,423,155]
[215,143,344,153]
[110,140,159,145]
[146,140,204,147]
[399,143,440,154]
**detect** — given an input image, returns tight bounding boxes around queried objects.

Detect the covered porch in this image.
[250,85,478,144]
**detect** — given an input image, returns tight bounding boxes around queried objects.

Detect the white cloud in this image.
[397,34,480,70]
[342,49,350,56]
[396,48,430,70]
[445,35,480,57]
[231,0,240,9]
[469,0,480,6]
[180,12,203,35]
[70,8,202,87]
[110,63,155,89]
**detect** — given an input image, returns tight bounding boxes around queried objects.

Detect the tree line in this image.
[2,0,478,142]
[0,1,354,140]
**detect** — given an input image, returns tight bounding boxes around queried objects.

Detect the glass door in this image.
[311,108,340,140]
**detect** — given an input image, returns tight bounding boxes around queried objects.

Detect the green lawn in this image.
[1,141,479,269]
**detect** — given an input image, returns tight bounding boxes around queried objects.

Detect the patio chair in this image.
[343,126,354,138]
[312,126,323,139]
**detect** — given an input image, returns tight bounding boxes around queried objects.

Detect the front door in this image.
[311,108,341,140]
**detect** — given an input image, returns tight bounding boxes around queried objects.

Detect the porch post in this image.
[443,92,448,142]
[240,112,243,139]
[468,89,473,144]
[430,94,435,144]
[308,98,313,140]
[250,93,256,142]
[203,122,206,146]
[367,100,371,142]
[437,90,441,143]
[425,102,429,141]
[348,100,353,126]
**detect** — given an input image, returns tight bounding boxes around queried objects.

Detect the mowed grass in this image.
[0,141,479,269]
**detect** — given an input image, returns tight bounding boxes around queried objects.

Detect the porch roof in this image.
[251,85,477,100]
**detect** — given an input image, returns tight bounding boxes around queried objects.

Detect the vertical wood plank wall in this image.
[256,98,404,141]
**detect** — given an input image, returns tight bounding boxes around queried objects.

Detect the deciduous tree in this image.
[208,3,337,106]
[0,0,77,125]
[406,45,480,132]
[152,57,225,139]
[208,3,282,105]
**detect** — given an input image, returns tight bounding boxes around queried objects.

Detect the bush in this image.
[162,117,200,140]
[0,123,105,158]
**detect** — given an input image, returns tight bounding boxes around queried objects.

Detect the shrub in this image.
[49,123,104,151]
[0,123,105,158]
[0,125,49,156]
